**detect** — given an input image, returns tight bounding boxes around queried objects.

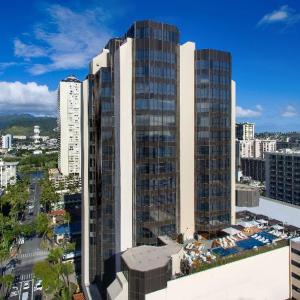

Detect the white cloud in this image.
[258,5,300,27]
[14,39,48,58]
[0,81,56,115]
[14,4,113,75]
[282,105,298,117]
[236,105,263,118]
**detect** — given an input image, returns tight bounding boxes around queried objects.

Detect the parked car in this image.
[34,279,43,291]
[9,285,19,297]
[23,281,30,290]
[22,291,29,300]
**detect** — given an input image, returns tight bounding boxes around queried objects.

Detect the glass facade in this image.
[90,39,122,292]
[195,49,232,235]
[127,21,180,246]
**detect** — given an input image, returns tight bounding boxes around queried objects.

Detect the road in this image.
[7,175,46,300]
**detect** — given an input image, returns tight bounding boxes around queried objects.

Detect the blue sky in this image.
[0,0,299,131]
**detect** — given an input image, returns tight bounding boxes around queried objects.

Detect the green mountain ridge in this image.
[0,114,57,138]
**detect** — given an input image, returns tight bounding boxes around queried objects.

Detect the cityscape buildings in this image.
[81,20,235,298]
[57,75,82,177]
[265,149,300,206]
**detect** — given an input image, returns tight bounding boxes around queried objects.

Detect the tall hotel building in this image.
[81,20,236,298]
[58,75,82,176]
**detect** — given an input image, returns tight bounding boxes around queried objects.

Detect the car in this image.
[22,291,29,300]
[23,281,30,290]
[9,285,19,297]
[34,279,43,291]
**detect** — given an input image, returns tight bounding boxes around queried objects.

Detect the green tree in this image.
[36,213,51,238]
[0,274,14,298]
[34,247,75,299]
[33,260,61,297]
[40,178,60,212]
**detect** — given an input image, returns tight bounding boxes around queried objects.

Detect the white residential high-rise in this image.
[236,122,255,140]
[1,134,12,149]
[0,160,18,188]
[57,75,82,176]
[33,125,40,143]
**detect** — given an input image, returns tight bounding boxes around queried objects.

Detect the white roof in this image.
[222,227,241,235]
[236,197,300,228]
[249,220,259,226]
[257,219,268,224]
[272,224,284,230]
[238,221,254,228]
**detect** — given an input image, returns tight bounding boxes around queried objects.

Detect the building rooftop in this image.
[268,148,300,155]
[236,196,300,228]
[236,183,259,192]
[61,75,81,83]
[292,237,300,244]
[122,242,182,272]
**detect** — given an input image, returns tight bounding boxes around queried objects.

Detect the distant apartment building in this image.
[236,122,255,140]
[277,140,300,151]
[1,134,12,149]
[13,135,27,140]
[237,139,276,160]
[265,149,300,206]
[57,75,82,176]
[241,157,265,182]
[81,20,236,298]
[0,160,18,188]
[290,237,300,300]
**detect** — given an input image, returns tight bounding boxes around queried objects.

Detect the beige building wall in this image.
[290,238,300,299]
[231,80,236,225]
[146,246,289,300]
[114,38,133,270]
[179,42,195,239]
[81,78,90,288]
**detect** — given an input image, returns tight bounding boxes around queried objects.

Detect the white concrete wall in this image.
[231,80,236,225]
[146,247,289,300]
[114,38,133,271]
[179,42,195,239]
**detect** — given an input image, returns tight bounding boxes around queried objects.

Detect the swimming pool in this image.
[257,231,277,241]
[212,247,239,257]
[236,238,264,250]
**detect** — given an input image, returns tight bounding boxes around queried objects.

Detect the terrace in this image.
[179,212,300,276]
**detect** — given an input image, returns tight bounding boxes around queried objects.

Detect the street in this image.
[6,174,47,300]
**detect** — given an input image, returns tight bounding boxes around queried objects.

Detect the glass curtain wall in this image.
[195,49,232,236]
[127,21,180,246]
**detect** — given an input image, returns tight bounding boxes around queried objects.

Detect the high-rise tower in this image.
[81,20,235,298]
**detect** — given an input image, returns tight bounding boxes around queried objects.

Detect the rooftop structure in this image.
[237,196,300,228]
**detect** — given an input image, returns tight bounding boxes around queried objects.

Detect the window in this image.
[292,248,300,256]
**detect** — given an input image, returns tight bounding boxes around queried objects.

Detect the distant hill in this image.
[0,114,57,137]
